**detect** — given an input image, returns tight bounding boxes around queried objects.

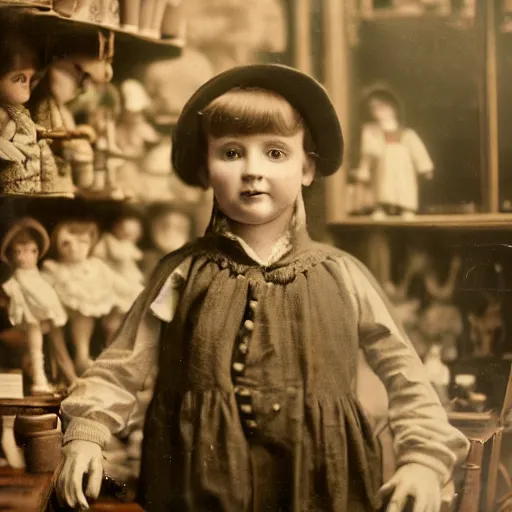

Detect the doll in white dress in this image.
[0,218,69,394]
[93,212,145,342]
[42,220,139,375]
[354,86,434,219]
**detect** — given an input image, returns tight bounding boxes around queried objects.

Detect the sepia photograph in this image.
[0,1,510,511]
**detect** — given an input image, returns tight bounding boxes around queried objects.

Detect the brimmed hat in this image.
[172,64,344,188]
[0,217,50,265]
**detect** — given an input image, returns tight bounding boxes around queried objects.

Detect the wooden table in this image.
[0,467,143,511]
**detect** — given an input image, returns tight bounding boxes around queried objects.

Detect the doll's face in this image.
[112,218,142,244]
[0,67,36,106]
[207,132,314,227]
[11,241,39,269]
[151,211,191,253]
[369,98,397,125]
[56,228,92,264]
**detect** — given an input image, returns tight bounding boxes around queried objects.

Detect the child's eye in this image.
[224,149,240,160]
[11,74,28,84]
[268,149,285,160]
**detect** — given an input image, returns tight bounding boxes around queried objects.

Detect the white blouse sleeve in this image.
[60,258,191,449]
[337,254,469,485]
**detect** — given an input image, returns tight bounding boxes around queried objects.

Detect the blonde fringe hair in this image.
[196,87,317,185]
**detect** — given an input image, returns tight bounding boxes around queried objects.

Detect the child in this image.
[57,64,469,511]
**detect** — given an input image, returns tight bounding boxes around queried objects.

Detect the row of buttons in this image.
[231,289,261,433]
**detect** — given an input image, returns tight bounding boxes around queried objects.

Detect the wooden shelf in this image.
[329,213,512,229]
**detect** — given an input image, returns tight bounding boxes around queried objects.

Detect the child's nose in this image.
[241,153,263,180]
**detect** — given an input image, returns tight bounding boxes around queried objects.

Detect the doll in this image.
[57,65,469,512]
[0,218,70,394]
[141,202,193,280]
[354,86,434,219]
[115,79,160,199]
[0,32,68,197]
[86,83,125,198]
[29,35,114,193]
[93,212,145,341]
[41,220,139,375]
[116,79,160,158]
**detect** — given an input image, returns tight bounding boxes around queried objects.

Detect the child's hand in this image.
[377,463,442,512]
[56,439,103,510]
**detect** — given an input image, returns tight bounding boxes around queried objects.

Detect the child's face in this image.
[11,241,39,269]
[207,131,313,226]
[57,228,92,264]
[0,67,35,106]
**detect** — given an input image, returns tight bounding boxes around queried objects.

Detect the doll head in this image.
[147,203,193,254]
[51,220,99,264]
[0,218,50,270]
[111,214,143,244]
[197,87,316,226]
[0,32,39,106]
[362,86,403,129]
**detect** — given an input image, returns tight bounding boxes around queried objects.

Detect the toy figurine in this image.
[29,35,114,193]
[0,31,68,196]
[93,212,145,342]
[117,79,160,158]
[0,218,69,394]
[115,79,160,199]
[86,83,125,198]
[423,343,450,405]
[41,220,139,375]
[141,202,193,280]
[57,65,468,511]
[93,211,144,286]
[354,86,434,219]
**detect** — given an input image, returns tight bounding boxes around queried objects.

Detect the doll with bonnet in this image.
[0,218,69,394]
[42,220,141,374]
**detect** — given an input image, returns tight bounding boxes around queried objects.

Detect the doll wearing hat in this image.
[0,218,68,394]
[57,65,468,511]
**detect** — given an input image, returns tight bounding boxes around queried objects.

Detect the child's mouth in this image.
[241,191,264,197]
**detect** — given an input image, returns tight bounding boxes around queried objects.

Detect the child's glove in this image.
[377,462,442,512]
[56,439,103,510]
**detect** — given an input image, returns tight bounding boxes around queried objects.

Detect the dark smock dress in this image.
[137,230,382,511]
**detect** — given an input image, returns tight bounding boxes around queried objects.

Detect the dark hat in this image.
[172,64,344,188]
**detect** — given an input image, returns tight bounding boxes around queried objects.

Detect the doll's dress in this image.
[2,268,67,327]
[0,105,43,194]
[41,257,137,318]
[360,122,433,211]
